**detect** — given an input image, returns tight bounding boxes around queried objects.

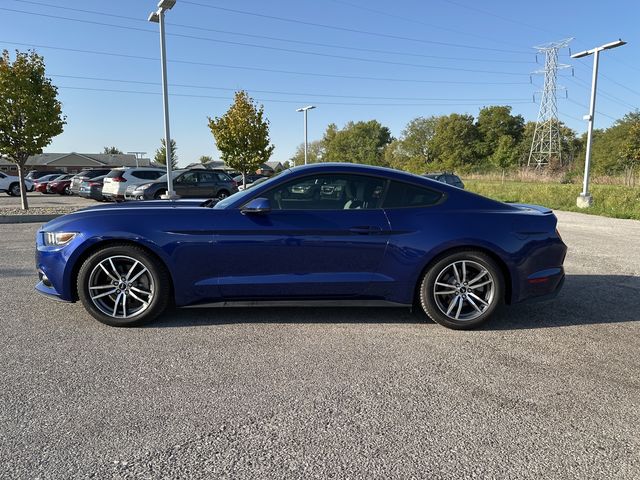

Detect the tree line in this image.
[291,107,640,181]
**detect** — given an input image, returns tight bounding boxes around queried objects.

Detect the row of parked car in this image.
[20,167,274,203]
[2,166,464,202]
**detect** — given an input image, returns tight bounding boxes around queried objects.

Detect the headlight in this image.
[138,184,153,190]
[44,232,77,246]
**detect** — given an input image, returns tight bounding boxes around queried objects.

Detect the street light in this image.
[296,105,316,165]
[148,0,178,200]
[571,39,626,208]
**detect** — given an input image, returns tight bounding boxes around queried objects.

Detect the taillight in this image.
[555,228,563,241]
[111,177,126,182]
[89,181,101,186]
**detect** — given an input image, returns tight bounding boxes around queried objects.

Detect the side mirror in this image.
[241,197,271,215]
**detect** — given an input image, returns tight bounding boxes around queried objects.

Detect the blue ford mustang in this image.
[35,163,566,329]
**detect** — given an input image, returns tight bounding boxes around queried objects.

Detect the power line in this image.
[7,0,531,64]
[573,59,640,99]
[50,74,532,102]
[327,0,530,50]
[565,97,618,122]
[56,85,534,107]
[566,76,637,111]
[0,7,530,76]
[180,0,531,54]
[1,41,532,86]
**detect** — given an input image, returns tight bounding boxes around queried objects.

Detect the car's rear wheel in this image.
[77,245,171,327]
[63,185,71,195]
[154,190,166,200]
[8,183,20,196]
[418,251,503,329]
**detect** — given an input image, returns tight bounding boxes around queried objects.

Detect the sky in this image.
[1,0,639,167]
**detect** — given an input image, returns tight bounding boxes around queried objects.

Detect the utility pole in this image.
[571,39,626,208]
[528,38,572,169]
[296,105,316,165]
[148,0,178,199]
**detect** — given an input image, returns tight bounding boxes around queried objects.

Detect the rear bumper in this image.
[518,270,565,304]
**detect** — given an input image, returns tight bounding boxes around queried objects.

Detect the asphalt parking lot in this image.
[1,211,639,479]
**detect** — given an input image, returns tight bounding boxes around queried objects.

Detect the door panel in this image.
[212,209,390,299]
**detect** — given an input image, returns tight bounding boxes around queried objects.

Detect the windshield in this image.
[214,172,289,209]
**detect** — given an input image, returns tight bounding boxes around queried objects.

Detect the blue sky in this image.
[1,0,639,166]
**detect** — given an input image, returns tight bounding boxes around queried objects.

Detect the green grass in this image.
[464,180,640,220]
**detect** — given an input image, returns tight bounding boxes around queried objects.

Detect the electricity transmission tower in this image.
[528,38,573,169]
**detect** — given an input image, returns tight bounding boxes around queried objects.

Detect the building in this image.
[258,161,286,176]
[0,153,153,174]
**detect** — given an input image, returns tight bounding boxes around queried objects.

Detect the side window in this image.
[216,173,231,182]
[382,181,443,208]
[260,174,386,210]
[198,171,216,183]
[177,172,198,184]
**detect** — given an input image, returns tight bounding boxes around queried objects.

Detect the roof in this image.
[0,153,152,167]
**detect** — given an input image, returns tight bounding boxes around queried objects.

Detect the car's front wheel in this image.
[217,189,230,199]
[8,182,20,196]
[418,251,503,329]
[77,245,171,327]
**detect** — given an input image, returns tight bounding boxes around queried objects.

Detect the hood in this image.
[41,198,217,231]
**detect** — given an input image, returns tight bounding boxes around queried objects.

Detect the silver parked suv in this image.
[102,167,165,201]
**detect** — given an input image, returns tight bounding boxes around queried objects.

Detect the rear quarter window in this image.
[382,181,443,208]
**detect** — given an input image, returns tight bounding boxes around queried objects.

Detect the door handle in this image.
[349,225,382,235]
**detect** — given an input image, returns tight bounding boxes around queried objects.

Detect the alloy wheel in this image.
[432,260,495,322]
[87,255,155,319]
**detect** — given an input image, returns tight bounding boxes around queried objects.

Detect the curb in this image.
[0,214,61,224]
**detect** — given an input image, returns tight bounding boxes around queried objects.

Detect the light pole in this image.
[571,39,626,208]
[148,0,178,199]
[296,105,316,165]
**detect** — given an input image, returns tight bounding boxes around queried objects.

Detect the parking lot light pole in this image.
[296,106,316,165]
[571,39,626,209]
[148,0,179,200]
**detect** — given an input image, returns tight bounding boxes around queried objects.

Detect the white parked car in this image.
[102,167,165,201]
[0,171,34,196]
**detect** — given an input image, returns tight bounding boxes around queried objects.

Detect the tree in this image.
[429,113,480,170]
[322,120,392,166]
[491,135,519,181]
[208,90,274,186]
[384,116,437,173]
[589,111,640,175]
[199,155,213,164]
[290,140,323,166]
[0,49,65,209]
[620,120,640,186]
[476,106,524,158]
[154,138,177,169]
[103,146,123,154]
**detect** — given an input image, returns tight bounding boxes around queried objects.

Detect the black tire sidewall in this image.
[77,245,170,327]
[419,251,504,330]
[9,183,20,196]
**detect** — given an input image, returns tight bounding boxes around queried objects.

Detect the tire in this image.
[418,250,504,330]
[154,190,166,200]
[8,183,20,197]
[63,186,71,195]
[77,244,171,327]
[217,189,230,199]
